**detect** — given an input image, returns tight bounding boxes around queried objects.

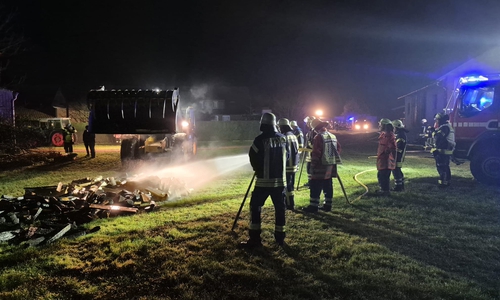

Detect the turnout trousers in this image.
[392,167,404,190]
[309,178,333,207]
[433,152,451,185]
[285,172,296,209]
[249,186,286,238]
[377,169,392,192]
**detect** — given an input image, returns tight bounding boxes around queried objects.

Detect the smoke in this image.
[190,84,209,99]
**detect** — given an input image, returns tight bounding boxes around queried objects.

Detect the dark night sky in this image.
[7,0,500,115]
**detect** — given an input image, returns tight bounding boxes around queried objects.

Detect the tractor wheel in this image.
[50,131,65,147]
[120,138,139,165]
[470,148,500,186]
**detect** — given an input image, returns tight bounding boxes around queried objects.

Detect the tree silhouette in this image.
[0,6,25,87]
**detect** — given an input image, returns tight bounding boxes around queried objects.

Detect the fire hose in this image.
[351,168,377,204]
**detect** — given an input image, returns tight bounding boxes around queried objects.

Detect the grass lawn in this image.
[0,133,499,300]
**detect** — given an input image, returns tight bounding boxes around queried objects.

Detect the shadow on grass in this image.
[298,175,500,293]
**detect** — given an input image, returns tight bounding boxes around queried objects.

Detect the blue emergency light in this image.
[459,75,489,85]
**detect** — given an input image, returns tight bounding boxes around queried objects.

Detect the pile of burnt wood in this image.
[0,175,191,247]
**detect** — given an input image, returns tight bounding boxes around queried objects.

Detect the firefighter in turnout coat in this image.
[376,119,397,196]
[391,119,409,191]
[290,120,304,149]
[303,116,317,187]
[431,113,455,187]
[278,118,300,210]
[241,112,289,248]
[303,118,341,213]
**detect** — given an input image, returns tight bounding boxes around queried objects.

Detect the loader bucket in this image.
[87,89,180,134]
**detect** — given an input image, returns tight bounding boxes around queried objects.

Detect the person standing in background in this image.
[83,125,96,158]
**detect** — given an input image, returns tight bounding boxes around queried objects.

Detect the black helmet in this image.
[260,112,277,125]
[434,113,449,122]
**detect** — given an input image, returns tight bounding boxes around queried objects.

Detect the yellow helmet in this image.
[277,118,290,126]
[392,119,404,128]
[378,118,392,126]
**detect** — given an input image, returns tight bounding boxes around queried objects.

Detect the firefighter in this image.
[391,119,408,191]
[376,118,396,196]
[63,123,76,154]
[303,118,341,213]
[278,118,300,210]
[431,113,455,187]
[303,116,317,187]
[290,120,304,149]
[241,112,288,248]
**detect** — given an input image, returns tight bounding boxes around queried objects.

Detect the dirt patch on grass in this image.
[0,151,70,170]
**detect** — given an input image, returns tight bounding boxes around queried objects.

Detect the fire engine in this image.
[447,75,500,185]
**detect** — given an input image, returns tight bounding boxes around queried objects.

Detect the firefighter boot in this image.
[302,198,319,213]
[391,184,404,192]
[319,198,332,212]
[239,230,262,248]
[274,231,286,246]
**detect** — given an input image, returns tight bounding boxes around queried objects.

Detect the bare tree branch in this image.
[0,6,25,86]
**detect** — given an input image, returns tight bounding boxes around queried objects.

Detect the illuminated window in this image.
[459,86,494,117]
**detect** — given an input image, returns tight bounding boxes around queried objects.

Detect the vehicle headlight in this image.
[363,124,369,129]
[354,124,361,130]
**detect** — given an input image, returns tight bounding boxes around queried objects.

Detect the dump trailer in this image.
[87,88,196,163]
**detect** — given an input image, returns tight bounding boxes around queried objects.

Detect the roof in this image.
[397,81,439,99]
[15,105,54,120]
[398,46,500,99]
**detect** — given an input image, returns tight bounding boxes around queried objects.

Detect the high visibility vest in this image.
[432,123,455,154]
[319,131,339,165]
[64,129,73,143]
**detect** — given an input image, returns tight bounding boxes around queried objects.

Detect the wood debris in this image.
[0,174,191,247]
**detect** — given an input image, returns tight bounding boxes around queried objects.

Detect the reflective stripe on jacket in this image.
[432,123,455,155]
[304,130,316,162]
[311,129,341,179]
[284,131,299,173]
[249,131,288,187]
[395,129,407,167]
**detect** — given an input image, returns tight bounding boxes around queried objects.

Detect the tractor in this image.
[87,88,196,164]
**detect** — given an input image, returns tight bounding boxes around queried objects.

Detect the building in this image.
[15,86,69,120]
[0,89,19,125]
[398,47,500,139]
